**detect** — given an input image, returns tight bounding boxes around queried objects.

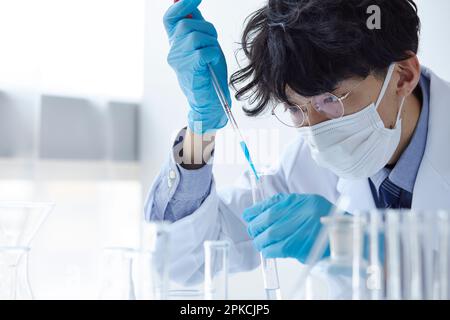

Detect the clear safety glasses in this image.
[272,81,363,128]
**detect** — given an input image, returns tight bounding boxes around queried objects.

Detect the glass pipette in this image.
[207,64,260,180]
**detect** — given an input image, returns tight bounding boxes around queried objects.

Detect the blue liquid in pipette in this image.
[240,141,259,181]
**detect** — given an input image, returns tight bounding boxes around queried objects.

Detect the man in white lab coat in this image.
[146,0,450,284]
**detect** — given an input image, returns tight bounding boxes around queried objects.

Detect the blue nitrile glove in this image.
[164,0,231,134]
[243,194,334,264]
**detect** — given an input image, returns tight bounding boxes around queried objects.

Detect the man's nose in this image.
[303,102,330,127]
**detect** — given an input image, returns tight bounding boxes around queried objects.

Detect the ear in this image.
[396,54,421,97]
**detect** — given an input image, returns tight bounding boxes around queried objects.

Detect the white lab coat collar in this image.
[337,66,450,213]
[412,67,450,210]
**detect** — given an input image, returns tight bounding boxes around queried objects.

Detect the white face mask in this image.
[298,64,406,180]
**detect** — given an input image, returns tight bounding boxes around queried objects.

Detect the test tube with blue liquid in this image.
[250,173,282,300]
[208,41,281,302]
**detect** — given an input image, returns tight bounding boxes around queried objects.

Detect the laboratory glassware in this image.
[386,209,443,300]
[351,213,368,300]
[437,211,449,300]
[420,210,437,300]
[305,215,368,300]
[204,240,230,300]
[0,247,32,300]
[98,247,136,300]
[0,202,54,247]
[137,222,171,300]
[289,197,350,300]
[0,202,54,300]
[250,172,282,300]
[401,210,423,300]
[366,210,384,300]
[168,289,204,300]
[385,210,402,300]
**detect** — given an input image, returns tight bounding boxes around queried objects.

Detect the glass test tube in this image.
[98,247,136,300]
[204,240,230,300]
[402,211,423,300]
[138,222,171,300]
[351,213,365,300]
[386,210,402,300]
[438,211,449,300]
[250,173,282,300]
[410,211,423,300]
[368,210,383,300]
[421,211,436,300]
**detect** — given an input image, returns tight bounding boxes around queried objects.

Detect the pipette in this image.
[207,64,260,180]
[172,0,259,181]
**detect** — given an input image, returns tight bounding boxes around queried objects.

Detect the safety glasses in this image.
[272,81,363,128]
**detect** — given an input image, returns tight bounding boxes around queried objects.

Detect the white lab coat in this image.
[166,67,450,285]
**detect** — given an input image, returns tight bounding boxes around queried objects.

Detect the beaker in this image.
[0,247,32,300]
[0,202,54,300]
[0,202,54,247]
[98,247,136,300]
[136,222,171,300]
[249,172,282,300]
[305,215,368,300]
[204,240,230,300]
[167,289,204,300]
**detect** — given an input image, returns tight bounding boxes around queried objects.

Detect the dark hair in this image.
[230,0,421,116]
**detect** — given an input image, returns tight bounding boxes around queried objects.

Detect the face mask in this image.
[298,63,406,180]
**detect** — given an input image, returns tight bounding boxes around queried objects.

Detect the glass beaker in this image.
[0,247,33,300]
[98,247,136,300]
[0,202,54,300]
[305,215,368,300]
[249,172,282,300]
[136,222,171,300]
[167,289,204,300]
[204,240,230,300]
[0,202,54,247]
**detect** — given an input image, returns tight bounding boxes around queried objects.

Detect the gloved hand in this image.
[243,194,334,264]
[164,0,231,134]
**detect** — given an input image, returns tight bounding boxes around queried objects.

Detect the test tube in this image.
[421,211,436,300]
[403,210,423,300]
[386,210,402,300]
[438,211,449,300]
[351,213,365,300]
[367,210,383,300]
[138,222,171,300]
[204,240,230,300]
[250,172,282,300]
[98,247,136,300]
